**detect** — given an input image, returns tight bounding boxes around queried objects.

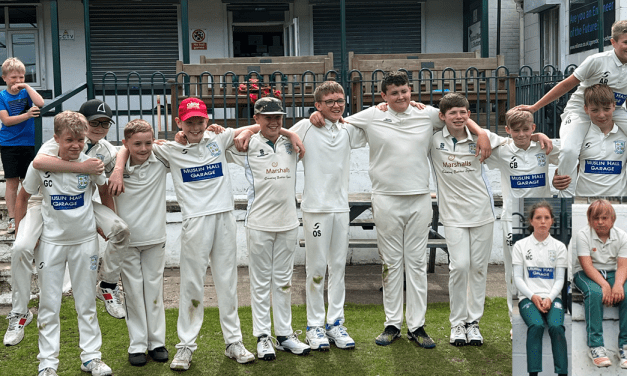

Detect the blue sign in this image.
[51,192,85,211]
[510,173,546,189]
[527,267,555,279]
[584,159,622,174]
[181,163,224,182]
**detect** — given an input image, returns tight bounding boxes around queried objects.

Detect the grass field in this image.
[0,297,511,375]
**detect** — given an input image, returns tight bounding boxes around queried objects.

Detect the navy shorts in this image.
[0,145,35,179]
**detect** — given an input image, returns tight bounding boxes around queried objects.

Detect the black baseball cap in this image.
[254,97,286,115]
[79,99,115,123]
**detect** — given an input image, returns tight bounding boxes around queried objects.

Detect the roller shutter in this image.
[312,1,421,69]
[89,1,179,83]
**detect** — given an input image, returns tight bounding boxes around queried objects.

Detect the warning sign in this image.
[192,43,207,50]
[192,29,206,42]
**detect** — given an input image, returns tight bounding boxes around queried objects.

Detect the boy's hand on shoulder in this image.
[207,123,225,134]
[174,131,187,145]
[289,134,305,159]
[310,111,325,128]
[108,167,125,196]
[154,139,167,145]
[27,105,40,119]
[234,129,254,152]
[82,158,105,175]
[551,169,571,191]
[532,133,553,154]
[96,227,109,241]
[475,131,491,162]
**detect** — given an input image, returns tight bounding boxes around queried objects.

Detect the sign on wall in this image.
[191,29,207,50]
[569,0,615,54]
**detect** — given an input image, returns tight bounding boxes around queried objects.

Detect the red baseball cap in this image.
[178,98,208,121]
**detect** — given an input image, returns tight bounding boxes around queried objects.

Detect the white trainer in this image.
[306,326,330,351]
[276,331,311,355]
[3,310,33,346]
[39,368,57,376]
[589,346,612,367]
[80,358,112,376]
[449,324,467,346]
[225,341,255,364]
[466,321,483,346]
[170,347,193,370]
[257,335,276,361]
[96,284,125,319]
[326,323,355,349]
[619,345,627,369]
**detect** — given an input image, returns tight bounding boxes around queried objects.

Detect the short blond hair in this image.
[2,57,25,76]
[124,119,154,140]
[314,81,344,103]
[506,108,534,130]
[54,111,88,137]
[612,20,627,42]
[584,83,614,107]
[587,199,616,225]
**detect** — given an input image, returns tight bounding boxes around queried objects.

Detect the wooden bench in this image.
[171,54,335,126]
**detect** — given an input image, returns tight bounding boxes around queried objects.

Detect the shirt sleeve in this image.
[38,138,60,157]
[290,119,310,141]
[425,106,445,132]
[346,124,368,149]
[573,54,597,82]
[94,171,107,186]
[513,264,535,300]
[512,240,524,265]
[485,129,508,149]
[483,143,506,170]
[217,128,235,150]
[344,106,375,130]
[549,139,560,165]
[151,143,171,168]
[617,229,627,259]
[556,240,568,268]
[0,92,8,113]
[226,145,246,167]
[548,267,566,302]
[22,163,41,195]
[576,228,593,257]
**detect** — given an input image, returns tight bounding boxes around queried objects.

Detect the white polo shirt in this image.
[565,50,627,115]
[290,118,367,213]
[22,154,106,245]
[346,105,443,195]
[227,133,299,232]
[39,137,119,177]
[152,129,235,220]
[575,123,627,197]
[114,153,169,247]
[430,126,504,227]
[512,234,567,300]
[574,225,627,274]
[485,140,560,221]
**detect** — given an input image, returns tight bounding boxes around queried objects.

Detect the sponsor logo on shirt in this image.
[584,142,591,149]
[615,141,625,154]
[535,153,546,167]
[266,166,290,174]
[383,118,392,122]
[584,160,622,174]
[468,143,476,154]
[207,141,221,157]
[90,255,98,270]
[527,267,554,279]
[443,160,472,168]
[510,173,546,189]
[51,192,85,210]
[525,249,533,260]
[77,174,89,189]
[549,249,556,263]
[285,143,293,155]
[257,149,266,157]
[181,163,224,182]
[436,142,448,151]
[615,92,627,106]
[95,154,105,162]
[123,174,131,179]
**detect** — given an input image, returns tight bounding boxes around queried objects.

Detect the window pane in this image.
[9,7,36,28]
[0,32,6,85]
[0,7,5,29]
[12,33,36,82]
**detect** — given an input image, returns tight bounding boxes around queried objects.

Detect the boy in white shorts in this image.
[4,100,127,347]
[114,120,169,366]
[290,81,366,350]
[517,20,627,196]
[555,84,627,197]
[228,97,310,360]
[484,108,560,333]
[15,111,112,376]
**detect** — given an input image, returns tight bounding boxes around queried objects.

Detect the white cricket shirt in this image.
[39,137,119,177]
[486,140,560,221]
[512,234,567,300]
[346,105,443,195]
[152,129,235,220]
[565,50,627,115]
[574,225,627,274]
[114,153,169,247]
[227,133,299,232]
[430,126,504,227]
[575,123,627,196]
[22,154,106,245]
[291,118,367,213]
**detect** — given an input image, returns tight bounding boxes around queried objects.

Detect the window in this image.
[0,5,40,87]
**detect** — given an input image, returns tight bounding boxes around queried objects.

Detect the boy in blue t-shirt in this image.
[0,57,44,233]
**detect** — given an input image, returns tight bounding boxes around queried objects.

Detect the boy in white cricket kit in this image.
[517,20,627,196]
[15,111,112,376]
[554,83,627,197]
[290,81,366,350]
[484,108,560,334]
[228,97,310,360]
[311,71,492,348]
[114,120,169,366]
[4,100,127,347]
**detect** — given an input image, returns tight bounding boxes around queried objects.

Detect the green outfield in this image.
[0,297,511,376]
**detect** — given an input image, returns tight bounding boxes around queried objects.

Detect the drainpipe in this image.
[481,0,489,57]
[83,0,93,99]
[514,0,524,68]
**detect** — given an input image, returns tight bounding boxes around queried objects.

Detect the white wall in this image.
[188,0,229,62]
[423,0,464,53]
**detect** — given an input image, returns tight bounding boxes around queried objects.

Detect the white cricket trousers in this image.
[372,193,431,332]
[176,212,242,350]
[502,220,516,323]
[247,227,299,337]
[36,238,101,371]
[558,109,627,197]
[120,242,166,354]
[303,212,350,327]
[10,202,129,316]
[445,223,493,327]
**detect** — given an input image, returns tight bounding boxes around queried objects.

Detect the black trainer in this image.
[375,325,401,346]
[128,352,147,366]
[407,326,436,349]
[148,346,169,362]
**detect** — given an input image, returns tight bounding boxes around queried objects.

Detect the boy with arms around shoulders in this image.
[228,97,310,360]
[0,57,44,234]
[115,120,169,366]
[290,81,366,350]
[15,111,112,376]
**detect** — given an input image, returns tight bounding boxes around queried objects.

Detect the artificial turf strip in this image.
[0,297,511,376]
